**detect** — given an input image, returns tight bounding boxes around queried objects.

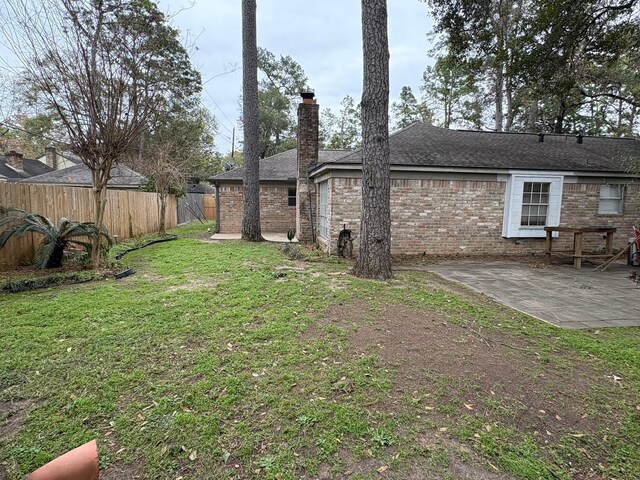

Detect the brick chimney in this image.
[5,150,24,171]
[296,91,319,244]
[45,145,58,170]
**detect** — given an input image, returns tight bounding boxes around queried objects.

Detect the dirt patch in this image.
[315,436,514,480]
[307,300,625,477]
[101,461,144,480]
[167,279,219,292]
[0,400,30,440]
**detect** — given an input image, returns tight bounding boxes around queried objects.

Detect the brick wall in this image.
[318,177,640,256]
[217,183,296,233]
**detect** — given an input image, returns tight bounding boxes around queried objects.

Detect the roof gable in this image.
[211,149,351,182]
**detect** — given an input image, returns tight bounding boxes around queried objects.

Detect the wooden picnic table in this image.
[544,226,616,270]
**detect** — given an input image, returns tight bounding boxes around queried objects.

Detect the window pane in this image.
[599,185,623,214]
[521,182,551,226]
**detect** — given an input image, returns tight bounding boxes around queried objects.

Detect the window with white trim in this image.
[598,184,624,214]
[502,174,563,238]
[318,181,328,239]
[521,182,550,227]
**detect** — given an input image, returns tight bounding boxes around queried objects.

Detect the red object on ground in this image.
[28,440,99,480]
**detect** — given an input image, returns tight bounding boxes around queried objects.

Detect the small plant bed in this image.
[0,270,106,293]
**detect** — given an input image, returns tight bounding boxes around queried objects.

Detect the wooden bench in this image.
[544,226,616,270]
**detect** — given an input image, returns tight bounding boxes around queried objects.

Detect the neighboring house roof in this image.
[210,149,351,182]
[0,155,53,180]
[20,163,146,187]
[188,183,214,194]
[34,150,83,170]
[311,123,640,174]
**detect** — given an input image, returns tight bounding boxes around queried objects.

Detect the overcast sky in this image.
[159,1,436,153]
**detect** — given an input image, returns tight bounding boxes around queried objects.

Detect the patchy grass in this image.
[0,223,638,479]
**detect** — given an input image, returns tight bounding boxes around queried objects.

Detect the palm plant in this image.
[0,207,112,269]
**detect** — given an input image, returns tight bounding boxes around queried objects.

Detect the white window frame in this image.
[502,174,563,238]
[598,184,624,215]
[318,181,328,239]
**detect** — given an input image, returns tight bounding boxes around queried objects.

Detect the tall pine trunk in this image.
[354,0,392,280]
[241,0,262,241]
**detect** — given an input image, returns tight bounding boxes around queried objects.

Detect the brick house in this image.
[210,148,349,235]
[214,93,640,256]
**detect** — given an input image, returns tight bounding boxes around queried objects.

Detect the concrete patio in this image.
[209,232,297,243]
[418,261,640,329]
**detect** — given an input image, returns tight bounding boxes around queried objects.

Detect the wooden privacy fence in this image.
[0,182,177,270]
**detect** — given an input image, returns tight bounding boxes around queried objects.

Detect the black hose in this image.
[114,235,178,260]
[114,268,136,279]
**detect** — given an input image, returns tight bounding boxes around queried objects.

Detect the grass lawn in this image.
[1,222,639,479]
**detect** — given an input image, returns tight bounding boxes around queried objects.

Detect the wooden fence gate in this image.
[177,193,215,224]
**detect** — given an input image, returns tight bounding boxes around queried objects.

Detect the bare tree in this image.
[0,72,20,151]
[0,0,200,266]
[137,146,184,236]
[241,0,262,241]
[131,104,218,235]
[354,0,392,279]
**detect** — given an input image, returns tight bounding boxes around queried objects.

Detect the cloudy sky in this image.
[158,1,437,153]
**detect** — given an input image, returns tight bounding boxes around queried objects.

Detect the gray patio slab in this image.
[210,232,297,243]
[412,261,640,329]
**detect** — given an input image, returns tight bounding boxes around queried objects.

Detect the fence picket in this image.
[0,183,177,270]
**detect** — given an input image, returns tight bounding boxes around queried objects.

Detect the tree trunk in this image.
[528,97,538,131]
[354,0,392,280]
[46,242,65,269]
[554,98,566,133]
[241,0,262,241]
[158,192,167,235]
[91,167,108,269]
[505,77,514,132]
[495,63,504,132]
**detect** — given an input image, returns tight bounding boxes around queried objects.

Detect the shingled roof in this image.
[210,149,351,182]
[0,155,53,180]
[311,123,640,174]
[21,163,145,187]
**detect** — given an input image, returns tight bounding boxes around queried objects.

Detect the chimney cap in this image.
[538,132,545,142]
[300,90,315,100]
[576,133,583,144]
